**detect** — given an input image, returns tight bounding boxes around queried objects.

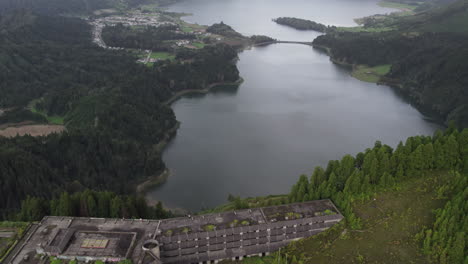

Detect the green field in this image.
[28,99,65,125]
[192,42,205,49]
[181,24,194,33]
[150,52,175,60]
[338,26,395,33]
[222,172,450,264]
[378,1,417,12]
[352,64,391,83]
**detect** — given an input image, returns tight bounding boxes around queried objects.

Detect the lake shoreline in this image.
[137,78,244,202]
[313,43,444,125]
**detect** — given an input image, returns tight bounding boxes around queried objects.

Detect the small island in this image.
[273,17,332,33]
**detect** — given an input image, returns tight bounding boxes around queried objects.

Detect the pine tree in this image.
[326,172,338,195]
[445,135,460,168]
[336,155,355,190]
[309,167,325,200]
[362,174,372,194]
[409,145,424,176]
[97,192,112,217]
[289,184,299,203]
[395,163,405,179]
[369,157,379,184]
[379,172,395,188]
[58,192,73,216]
[423,229,433,255]
[434,140,446,169]
[448,232,465,264]
[423,143,435,169]
[362,151,376,176]
[379,152,391,177]
[87,194,97,217]
[110,196,123,218]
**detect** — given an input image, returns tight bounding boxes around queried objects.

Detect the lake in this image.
[147,0,441,211]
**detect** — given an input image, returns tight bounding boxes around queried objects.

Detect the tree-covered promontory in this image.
[273,17,332,33]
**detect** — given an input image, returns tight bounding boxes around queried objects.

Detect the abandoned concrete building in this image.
[6,200,343,264]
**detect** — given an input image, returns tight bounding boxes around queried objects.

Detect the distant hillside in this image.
[397,0,468,33]
[0,0,170,15]
[313,0,468,128]
[383,0,458,12]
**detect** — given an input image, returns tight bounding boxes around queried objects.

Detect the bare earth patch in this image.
[0,125,65,137]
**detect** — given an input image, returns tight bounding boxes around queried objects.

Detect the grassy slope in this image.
[352,64,391,83]
[378,1,418,12]
[150,52,175,60]
[222,171,450,264]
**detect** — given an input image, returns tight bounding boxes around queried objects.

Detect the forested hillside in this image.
[0,0,172,15]
[17,190,172,221]
[280,126,468,263]
[102,23,195,51]
[0,11,240,219]
[217,126,467,264]
[313,0,468,128]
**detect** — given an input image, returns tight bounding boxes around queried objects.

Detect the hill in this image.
[217,127,468,264]
[0,10,240,219]
[313,0,468,128]
[396,0,468,33]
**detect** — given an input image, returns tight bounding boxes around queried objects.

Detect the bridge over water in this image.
[252,40,314,47]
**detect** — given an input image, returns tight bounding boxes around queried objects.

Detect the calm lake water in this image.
[147,0,441,211]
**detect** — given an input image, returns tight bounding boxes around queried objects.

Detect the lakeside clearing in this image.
[352,64,391,83]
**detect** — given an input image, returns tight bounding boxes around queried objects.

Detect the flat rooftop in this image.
[6,200,342,264]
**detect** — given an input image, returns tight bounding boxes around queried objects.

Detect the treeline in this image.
[288,126,468,231]
[313,30,468,128]
[17,190,172,222]
[273,17,333,33]
[421,173,467,263]
[0,11,240,219]
[102,23,195,51]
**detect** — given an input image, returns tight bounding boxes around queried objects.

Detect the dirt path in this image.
[0,124,65,138]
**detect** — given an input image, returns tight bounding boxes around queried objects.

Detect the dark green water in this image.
[147,0,441,211]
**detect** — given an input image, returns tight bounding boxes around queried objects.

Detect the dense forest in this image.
[17,190,172,222]
[273,17,332,33]
[286,126,468,262]
[313,0,468,128]
[102,23,195,51]
[0,11,240,219]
